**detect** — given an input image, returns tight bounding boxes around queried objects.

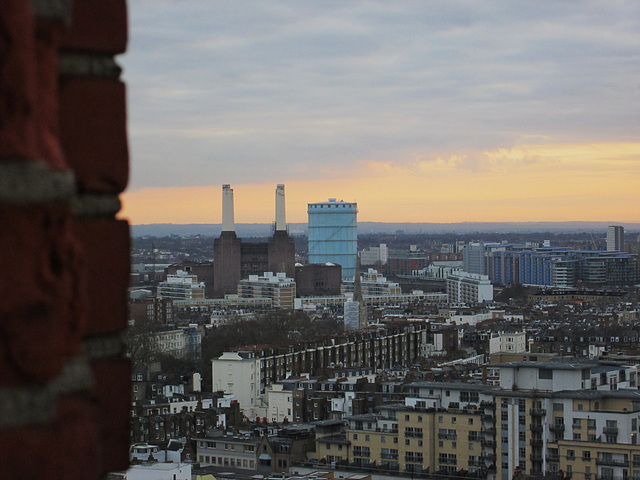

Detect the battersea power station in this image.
[213,184,296,297]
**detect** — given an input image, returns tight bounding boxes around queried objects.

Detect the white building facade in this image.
[212,351,263,420]
[446,272,493,305]
[237,272,296,309]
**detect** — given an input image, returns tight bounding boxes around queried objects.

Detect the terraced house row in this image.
[308,360,640,480]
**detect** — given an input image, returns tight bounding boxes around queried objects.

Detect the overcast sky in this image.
[120,1,640,224]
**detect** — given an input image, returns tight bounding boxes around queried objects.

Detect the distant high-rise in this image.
[463,243,490,274]
[606,225,624,252]
[308,199,357,280]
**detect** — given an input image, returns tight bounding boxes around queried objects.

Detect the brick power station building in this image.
[213,184,296,297]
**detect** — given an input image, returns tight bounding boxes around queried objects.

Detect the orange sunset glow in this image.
[120,142,640,225]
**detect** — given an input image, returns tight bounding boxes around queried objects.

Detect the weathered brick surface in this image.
[0,425,60,479]
[57,396,101,479]
[72,218,130,336]
[0,1,38,160]
[34,22,66,170]
[0,396,101,480]
[0,2,130,477]
[59,78,129,194]
[61,0,128,54]
[0,203,85,386]
[91,358,131,474]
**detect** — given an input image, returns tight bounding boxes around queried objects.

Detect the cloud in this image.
[121,1,640,193]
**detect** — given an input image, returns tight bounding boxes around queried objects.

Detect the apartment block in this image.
[237,272,296,309]
[447,272,494,305]
[307,360,640,480]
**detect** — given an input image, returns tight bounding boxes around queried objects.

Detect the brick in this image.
[71,218,129,336]
[0,1,38,160]
[59,78,129,194]
[0,426,61,480]
[91,358,131,473]
[0,203,85,386]
[56,396,101,480]
[60,0,127,54]
[34,22,66,170]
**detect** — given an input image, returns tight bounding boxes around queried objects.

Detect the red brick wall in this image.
[0,1,130,478]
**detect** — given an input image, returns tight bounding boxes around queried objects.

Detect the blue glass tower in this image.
[308,199,358,280]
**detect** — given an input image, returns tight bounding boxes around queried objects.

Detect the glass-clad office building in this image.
[308,199,358,280]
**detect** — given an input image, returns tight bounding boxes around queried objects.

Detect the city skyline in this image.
[120,2,640,225]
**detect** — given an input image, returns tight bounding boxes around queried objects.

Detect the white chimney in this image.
[221,184,235,232]
[275,184,286,231]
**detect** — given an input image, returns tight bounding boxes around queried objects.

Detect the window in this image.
[583,451,591,461]
[539,369,552,379]
[567,450,575,460]
[574,433,581,441]
[353,446,370,458]
[553,403,564,412]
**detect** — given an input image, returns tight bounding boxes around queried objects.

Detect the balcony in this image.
[529,408,547,417]
[481,439,496,448]
[530,424,544,433]
[603,427,619,435]
[483,427,496,435]
[529,438,543,447]
[381,453,399,461]
[480,402,496,411]
[549,424,565,433]
[481,414,493,422]
[546,454,560,463]
[596,457,627,467]
[530,454,543,463]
